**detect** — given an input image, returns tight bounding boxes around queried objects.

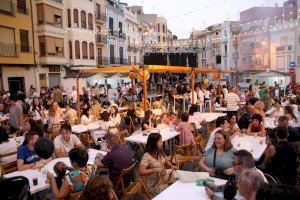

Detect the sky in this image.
[122,0,287,38]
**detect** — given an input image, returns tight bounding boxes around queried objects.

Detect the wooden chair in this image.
[194,135,206,155]
[170,144,191,170]
[114,162,136,198]
[0,151,18,174]
[117,129,129,145]
[191,123,199,137]
[127,179,151,200]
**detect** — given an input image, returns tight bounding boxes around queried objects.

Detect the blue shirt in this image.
[17,145,40,164]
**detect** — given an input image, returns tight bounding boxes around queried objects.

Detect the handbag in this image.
[212,148,233,180]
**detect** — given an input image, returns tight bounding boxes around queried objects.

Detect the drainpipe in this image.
[29,0,38,91]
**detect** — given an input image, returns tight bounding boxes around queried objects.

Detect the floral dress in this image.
[65,165,94,192]
[140,152,173,197]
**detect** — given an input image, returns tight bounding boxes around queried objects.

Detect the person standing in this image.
[9,94,24,134]
[53,86,63,107]
[225,87,240,111]
[71,86,77,109]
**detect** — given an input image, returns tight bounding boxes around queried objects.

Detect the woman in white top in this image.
[47,106,62,133]
[0,127,17,164]
[227,113,241,138]
[110,105,121,127]
[270,100,284,118]
[188,105,206,135]
[29,98,44,121]
[284,105,297,126]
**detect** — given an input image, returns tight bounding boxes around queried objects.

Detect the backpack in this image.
[0,176,32,200]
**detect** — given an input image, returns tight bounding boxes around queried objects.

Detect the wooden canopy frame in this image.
[76,65,236,121]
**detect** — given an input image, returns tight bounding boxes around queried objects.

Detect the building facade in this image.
[0,0,35,93]
[106,0,126,65]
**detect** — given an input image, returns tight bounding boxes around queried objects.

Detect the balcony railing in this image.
[81,22,87,29]
[0,0,15,16]
[0,42,18,57]
[88,24,93,30]
[38,21,62,28]
[52,0,63,4]
[119,32,126,40]
[83,55,88,59]
[109,57,128,65]
[95,11,106,22]
[97,57,109,65]
[96,35,107,44]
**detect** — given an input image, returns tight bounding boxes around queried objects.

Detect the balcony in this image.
[38,21,62,28]
[52,0,63,3]
[0,0,15,16]
[96,35,107,45]
[97,57,109,65]
[127,43,134,51]
[276,45,293,52]
[0,42,18,57]
[17,6,29,15]
[81,22,87,29]
[95,11,106,23]
[109,30,118,37]
[109,57,128,65]
[119,32,126,40]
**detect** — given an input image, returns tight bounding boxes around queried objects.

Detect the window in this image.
[20,30,29,52]
[110,44,114,64]
[74,9,79,27]
[88,13,93,30]
[162,24,165,33]
[276,56,285,70]
[69,41,72,59]
[67,9,71,27]
[17,0,27,14]
[163,37,165,42]
[224,30,227,37]
[81,11,87,29]
[157,23,160,32]
[224,44,227,56]
[119,22,123,36]
[89,42,94,59]
[158,36,160,42]
[0,26,16,56]
[37,4,62,27]
[119,47,124,64]
[109,17,114,35]
[82,41,88,59]
[39,36,45,56]
[75,40,80,59]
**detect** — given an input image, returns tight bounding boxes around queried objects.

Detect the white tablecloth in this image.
[196,113,227,123]
[4,149,106,194]
[71,121,102,133]
[125,126,180,145]
[231,135,267,161]
[153,178,227,200]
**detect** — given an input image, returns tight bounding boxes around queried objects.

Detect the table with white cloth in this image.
[214,107,239,112]
[71,121,102,133]
[125,125,180,153]
[173,94,189,113]
[147,94,163,105]
[231,135,267,161]
[4,149,106,194]
[153,178,227,200]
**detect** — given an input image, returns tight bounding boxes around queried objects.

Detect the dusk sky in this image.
[123,0,287,38]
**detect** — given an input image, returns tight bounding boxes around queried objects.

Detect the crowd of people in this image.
[0,75,299,200]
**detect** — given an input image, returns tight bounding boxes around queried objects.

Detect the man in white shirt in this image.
[54,124,84,158]
[71,86,77,108]
[222,85,228,99]
[225,87,240,111]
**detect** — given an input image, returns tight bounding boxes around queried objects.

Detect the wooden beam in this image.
[76,73,81,124]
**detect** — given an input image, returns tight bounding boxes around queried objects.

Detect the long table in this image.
[71,121,103,134]
[231,135,267,161]
[153,178,227,200]
[4,149,106,194]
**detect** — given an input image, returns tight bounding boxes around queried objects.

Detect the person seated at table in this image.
[94,133,134,185]
[264,126,297,185]
[284,105,297,126]
[228,113,241,138]
[47,106,62,133]
[204,150,267,200]
[152,101,162,116]
[125,102,137,125]
[65,103,77,125]
[142,110,153,131]
[0,126,17,164]
[53,102,64,117]
[246,114,266,137]
[54,123,84,158]
[238,105,258,130]
[109,105,121,127]
[99,111,116,134]
[22,118,45,138]
[254,101,266,117]
[214,97,222,109]
[175,112,196,150]
[165,112,176,126]
[29,97,45,122]
[224,87,240,111]
[199,130,235,179]
[205,116,230,151]
[17,131,50,171]
[270,100,284,118]
[269,116,300,145]
[79,175,115,200]
[119,96,128,108]
[188,104,206,136]
[90,96,102,120]
[47,148,94,199]
[101,95,111,108]
[158,98,167,115]
[139,133,176,197]
[140,96,151,111]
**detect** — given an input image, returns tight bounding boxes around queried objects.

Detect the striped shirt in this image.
[226,92,240,110]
